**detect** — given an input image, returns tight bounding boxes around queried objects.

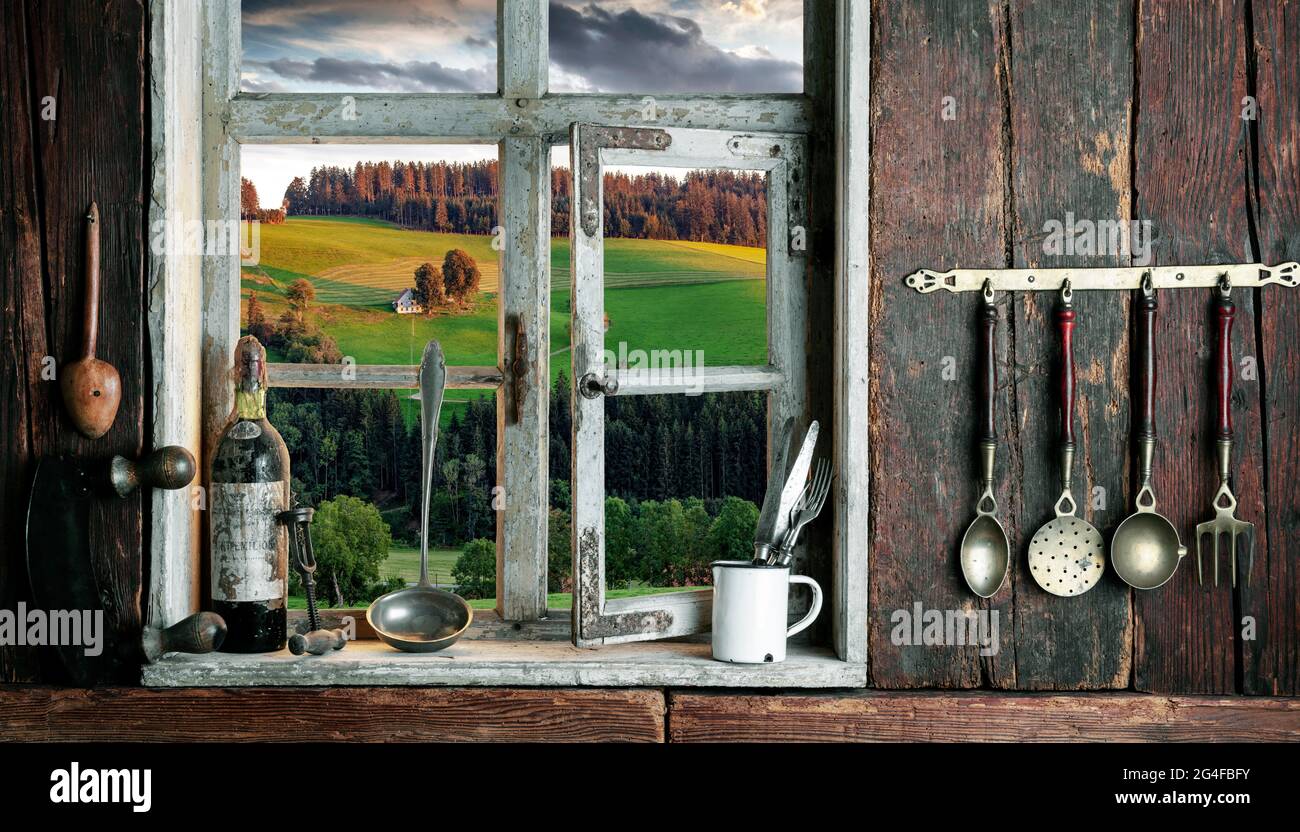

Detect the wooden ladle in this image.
[60,202,121,439]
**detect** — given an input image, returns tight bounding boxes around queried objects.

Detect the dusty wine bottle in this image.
[209,335,290,652]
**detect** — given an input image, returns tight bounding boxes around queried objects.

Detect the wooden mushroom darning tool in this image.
[142,612,227,663]
[61,203,122,439]
[1195,278,1255,586]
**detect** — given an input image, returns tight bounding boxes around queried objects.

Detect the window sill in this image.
[141,640,865,688]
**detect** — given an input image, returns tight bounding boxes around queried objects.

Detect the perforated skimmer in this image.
[1029,284,1105,597]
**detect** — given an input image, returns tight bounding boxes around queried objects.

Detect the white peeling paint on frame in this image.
[147,0,205,626]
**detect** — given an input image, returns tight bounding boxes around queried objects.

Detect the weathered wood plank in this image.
[1007,0,1134,689]
[147,0,205,629]
[1133,0,1252,694]
[498,0,547,99]
[267,363,503,390]
[3,0,148,684]
[0,686,665,743]
[868,0,1008,687]
[496,137,552,620]
[0,0,48,683]
[228,94,812,143]
[831,0,870,664]
[1247,0,1300,696]
[140,641,864,687]
[667,690,1300,743]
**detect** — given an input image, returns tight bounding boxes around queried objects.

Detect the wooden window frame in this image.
[568,124,808,646]
[146,0,869,680]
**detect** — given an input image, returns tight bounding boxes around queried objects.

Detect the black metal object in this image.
[279,507,320,632]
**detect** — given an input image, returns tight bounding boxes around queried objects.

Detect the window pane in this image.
[241,0,497,93]
[548,0,803,93]
[602,391,768,594]
[238,143,499,611]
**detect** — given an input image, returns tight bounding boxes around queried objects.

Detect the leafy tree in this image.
[285,278,315,322]
[412,261,445,312]
[441,248,481,303]
[708,496,759,563]
[604,497,637,588]
[245,291,273,344]
[282,176,309,214]
[310,495,391,606]
[239,177,259,219]
[452,538,496,599]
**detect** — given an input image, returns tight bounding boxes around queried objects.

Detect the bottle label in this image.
[210,481,288,602]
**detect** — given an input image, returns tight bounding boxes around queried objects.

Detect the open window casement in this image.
[568,123,810,647]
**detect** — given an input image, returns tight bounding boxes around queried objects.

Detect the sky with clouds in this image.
[240,0,802,205]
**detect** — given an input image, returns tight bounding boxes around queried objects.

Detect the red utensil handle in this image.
[1058,304,1076,447]
[979,302,997,443]
[1216,294,1235,439]
[1135,290,1157,441]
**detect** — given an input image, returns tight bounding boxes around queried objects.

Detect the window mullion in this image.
[495,2,551,620]
[499,0,548,98]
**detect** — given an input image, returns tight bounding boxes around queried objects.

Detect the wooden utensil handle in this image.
[1135,290,1157,441]
[83,203,100,359]
[1057,304,1077,447]
[289,629,347,655]
[978,301,997,444]
[1215,293,1235,439]
[141,612,227,663]
[108,446,197,496]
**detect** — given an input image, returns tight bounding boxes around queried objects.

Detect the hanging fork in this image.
[1195,277,1255,586]
[773,458,833,568]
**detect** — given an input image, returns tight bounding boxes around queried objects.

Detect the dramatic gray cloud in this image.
[548,1,802,92]
[254,57,494,93]
[241,0,496,92]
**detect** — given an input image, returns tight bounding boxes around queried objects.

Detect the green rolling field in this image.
[242,216,768,374]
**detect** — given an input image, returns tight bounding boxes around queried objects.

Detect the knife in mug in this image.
[753,419,819,564]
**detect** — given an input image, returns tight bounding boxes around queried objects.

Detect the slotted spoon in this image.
[1029,283,1105,597]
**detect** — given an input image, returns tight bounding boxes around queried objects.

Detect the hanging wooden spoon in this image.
[60,202,121,439]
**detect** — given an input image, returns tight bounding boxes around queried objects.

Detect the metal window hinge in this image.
[577,125,672,238]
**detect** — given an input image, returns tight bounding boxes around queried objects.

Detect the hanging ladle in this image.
[1111,276,1186,589]
[367,340,473,652]
[960,283,1009,597]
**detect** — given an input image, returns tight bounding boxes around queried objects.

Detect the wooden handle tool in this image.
[60,203,122,439]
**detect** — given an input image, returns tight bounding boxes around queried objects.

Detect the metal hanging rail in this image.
[905,262,1298,294]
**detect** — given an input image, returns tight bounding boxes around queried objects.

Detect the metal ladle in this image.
[367,340,473,652]
[960,285,1009,597]
[1112,278,1186,589]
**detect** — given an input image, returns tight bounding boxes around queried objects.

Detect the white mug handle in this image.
[786,574,823,638]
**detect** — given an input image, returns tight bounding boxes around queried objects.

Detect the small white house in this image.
[393,287,424,314]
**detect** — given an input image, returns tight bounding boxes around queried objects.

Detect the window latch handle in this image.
[579,371,619,399]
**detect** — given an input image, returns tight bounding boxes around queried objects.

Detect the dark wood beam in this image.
[668,690,1300,743]
[0,686,665,743]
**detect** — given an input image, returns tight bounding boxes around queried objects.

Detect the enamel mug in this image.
[710,560,823,663]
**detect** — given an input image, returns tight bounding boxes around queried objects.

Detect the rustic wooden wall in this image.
[0,0,1292,700]
[0,0,147,684]
[870,0,1299,694]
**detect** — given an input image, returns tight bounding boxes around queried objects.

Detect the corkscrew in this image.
[278,506,347,655]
